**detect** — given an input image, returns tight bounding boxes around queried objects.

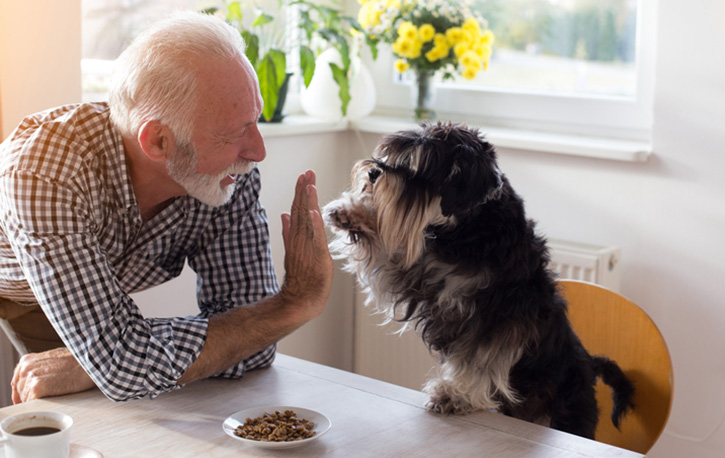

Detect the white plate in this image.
[222,406,330,450]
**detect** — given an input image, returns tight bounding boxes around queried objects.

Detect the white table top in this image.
[0,354,642,457]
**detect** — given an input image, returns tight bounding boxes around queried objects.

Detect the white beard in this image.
[167,141,254,207]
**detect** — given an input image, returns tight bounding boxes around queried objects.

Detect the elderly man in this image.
[0,12,333,403]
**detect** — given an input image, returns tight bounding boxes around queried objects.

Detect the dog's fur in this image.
[322,122,635,439]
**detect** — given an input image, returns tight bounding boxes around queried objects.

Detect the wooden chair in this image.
[560,279,673,454]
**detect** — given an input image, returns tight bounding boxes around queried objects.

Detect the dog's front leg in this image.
[424,361,500,415]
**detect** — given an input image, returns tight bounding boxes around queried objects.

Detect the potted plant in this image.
[204,2,292,122]
[206,1,369,121]
[293,0,365,117]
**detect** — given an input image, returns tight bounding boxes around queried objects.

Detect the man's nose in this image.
[240,124,266,163]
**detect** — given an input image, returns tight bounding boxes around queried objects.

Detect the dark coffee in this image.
[12,426,61,436]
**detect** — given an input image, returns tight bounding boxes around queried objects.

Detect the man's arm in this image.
[178,170,332,384]
[11,170,333,401]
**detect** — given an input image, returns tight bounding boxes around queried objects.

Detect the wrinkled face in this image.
[168,56,266,207]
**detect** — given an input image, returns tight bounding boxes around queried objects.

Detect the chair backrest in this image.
[559,279,673,454]
[0,317,29,356]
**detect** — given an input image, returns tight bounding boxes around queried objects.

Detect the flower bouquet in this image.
[357,0,494,120]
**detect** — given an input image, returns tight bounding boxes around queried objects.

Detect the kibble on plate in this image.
[233,409,316,442]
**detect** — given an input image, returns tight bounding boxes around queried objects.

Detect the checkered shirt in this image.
[0,103,279,401]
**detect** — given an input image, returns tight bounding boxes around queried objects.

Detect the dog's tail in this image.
[592,356,636,429]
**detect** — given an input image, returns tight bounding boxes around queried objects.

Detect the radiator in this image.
[353,239,622,390]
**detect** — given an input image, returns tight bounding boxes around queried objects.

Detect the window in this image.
[469,0,638,98]
[82,0,655,143]
[81,0,215,102]
[367,0,654,141]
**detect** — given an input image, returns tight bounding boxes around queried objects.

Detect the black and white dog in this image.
[323,122,635,439]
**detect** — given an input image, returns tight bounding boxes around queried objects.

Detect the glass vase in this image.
[410,70,437,122]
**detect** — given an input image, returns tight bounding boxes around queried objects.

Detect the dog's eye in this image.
[368,168,381,184]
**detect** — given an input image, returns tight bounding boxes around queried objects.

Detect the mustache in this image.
[225,160,254,177]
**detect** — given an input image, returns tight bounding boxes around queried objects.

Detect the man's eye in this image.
[368,168,381,184]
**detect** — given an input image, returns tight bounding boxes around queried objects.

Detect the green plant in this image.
[206,1,364,120]
[293,0,364,116]
[204,2,290,122]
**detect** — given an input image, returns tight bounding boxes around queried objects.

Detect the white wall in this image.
[0,0,82,138]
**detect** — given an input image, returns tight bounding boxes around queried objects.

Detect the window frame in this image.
[357,0,656,142]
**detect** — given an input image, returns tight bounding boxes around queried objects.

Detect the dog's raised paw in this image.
[327,209,356,230]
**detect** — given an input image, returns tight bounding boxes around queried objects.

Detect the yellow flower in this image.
[409,39,423,58]
[461,66,478,80]
[481,29,495,46]
[445,27,464,45]
[394,59,410,73]
[461,29,475,46]
[419,24,435,42]
[398,21,418,41]
[393,36,422,59]
[433,33,448,47]
[453,42,468,57]
[357,3,380,29]
[459,50,481,69]
[425,48,441,62]
[462,17,481,34]
[473,43,492,60]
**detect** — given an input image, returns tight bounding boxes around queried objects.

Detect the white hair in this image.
[108,11,248,144]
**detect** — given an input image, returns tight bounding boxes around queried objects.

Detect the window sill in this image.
[259,115,348,138]
[260,114,652,163]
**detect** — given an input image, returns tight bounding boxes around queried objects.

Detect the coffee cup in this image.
[0,411,72,458]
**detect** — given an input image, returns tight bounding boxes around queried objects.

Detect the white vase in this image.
[300,48,376,120]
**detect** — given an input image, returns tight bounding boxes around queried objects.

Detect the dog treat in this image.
[233,409,316,442]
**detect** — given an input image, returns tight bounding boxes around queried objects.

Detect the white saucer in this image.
[0,443,102,457]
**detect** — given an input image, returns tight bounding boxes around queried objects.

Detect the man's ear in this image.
[138,120,175,163]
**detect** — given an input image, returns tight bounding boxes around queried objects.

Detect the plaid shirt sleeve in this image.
[0,106,279,401]
[186,170,280,380]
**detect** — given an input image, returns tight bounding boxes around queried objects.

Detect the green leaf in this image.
[338,39,351,72]
[329,63,350,116]
[257,54,282,122]
[267,49,287,90]
[200,7,218,15]
[300,47,316,88]
[241,31,259,68]
[252,12,274,27]
[366,37,379,60]
[226,2,242,21]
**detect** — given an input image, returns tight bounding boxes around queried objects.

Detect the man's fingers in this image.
[10,347,96,404]
[281,213,291,245]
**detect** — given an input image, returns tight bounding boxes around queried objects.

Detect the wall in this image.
[0,0,82,408]
[0,0,82,138]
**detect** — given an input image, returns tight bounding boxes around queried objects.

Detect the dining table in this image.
[0,353,643,457]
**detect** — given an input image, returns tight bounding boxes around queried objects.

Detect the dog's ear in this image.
[439,140,503,217]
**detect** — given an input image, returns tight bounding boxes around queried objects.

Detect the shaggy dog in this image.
[322,122,635,439]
